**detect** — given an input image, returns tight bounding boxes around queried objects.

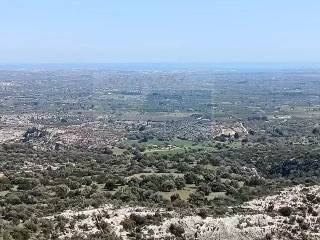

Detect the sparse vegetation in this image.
[0,69,320,239]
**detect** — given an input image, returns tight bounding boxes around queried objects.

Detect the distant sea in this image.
[0,62,320,72]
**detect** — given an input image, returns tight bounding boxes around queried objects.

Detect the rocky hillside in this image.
[45,185,320,240]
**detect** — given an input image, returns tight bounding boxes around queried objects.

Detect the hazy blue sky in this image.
[1,0,320,63]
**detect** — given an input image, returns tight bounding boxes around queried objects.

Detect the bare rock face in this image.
[22,127,47,142]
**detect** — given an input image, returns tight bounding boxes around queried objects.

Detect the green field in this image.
[159,184,197,201]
